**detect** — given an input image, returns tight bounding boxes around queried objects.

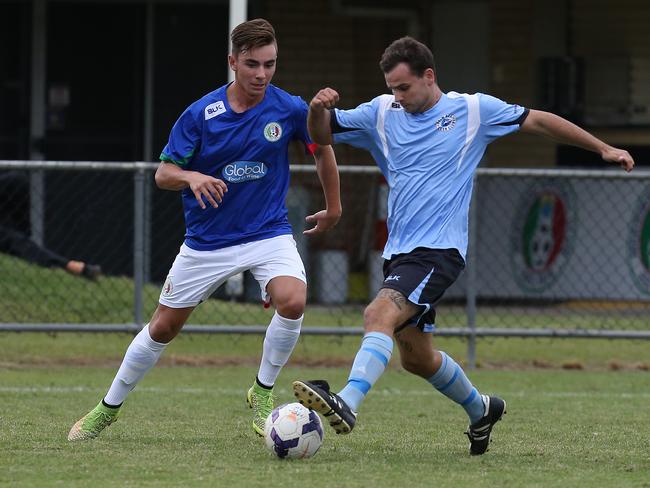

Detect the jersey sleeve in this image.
[290,96,316,155]
[331,99,378,148]
[160,106,201,167]
[478,93,529,141]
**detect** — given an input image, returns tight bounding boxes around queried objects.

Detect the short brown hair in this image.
[231,18,277,56]
[379,37,436,77]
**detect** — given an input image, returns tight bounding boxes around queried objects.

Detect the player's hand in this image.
[188,173,228,209]
[601,146,635,172]
[303,208,341,235]
[310,88,340,111]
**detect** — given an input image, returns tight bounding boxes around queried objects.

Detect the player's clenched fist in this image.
[601,146,634,172]
[310,88,340,110]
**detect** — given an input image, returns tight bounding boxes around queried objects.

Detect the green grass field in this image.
[2,255,650,486]
[1,333,650,487]
[2,253,650,330]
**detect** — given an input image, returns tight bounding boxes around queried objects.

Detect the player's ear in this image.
[228,54,237,72]
[424,68,436,86]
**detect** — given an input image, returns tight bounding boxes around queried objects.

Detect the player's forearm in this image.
[308,107,334,145]
[313,145,342,216]
[154,162,195,190]
[521,109,608,156]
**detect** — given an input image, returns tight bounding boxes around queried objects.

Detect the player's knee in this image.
[274,296,305,319]
[148,318,182,343]
[363,302,385,330]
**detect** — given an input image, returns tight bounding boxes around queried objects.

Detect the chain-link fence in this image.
[1,161,649,349]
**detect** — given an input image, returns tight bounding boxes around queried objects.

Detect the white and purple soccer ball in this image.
[264,402,324,459]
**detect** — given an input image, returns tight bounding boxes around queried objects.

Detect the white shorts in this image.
[159,234,306,308]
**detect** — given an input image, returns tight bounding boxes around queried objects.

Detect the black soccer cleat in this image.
[465,395,506,455]
[292,379,357,435]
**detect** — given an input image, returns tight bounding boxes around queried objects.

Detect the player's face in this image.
[230,43,277,97]
[385,63,436,113]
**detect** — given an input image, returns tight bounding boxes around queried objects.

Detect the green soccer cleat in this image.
[67,401,120,441]
[246,382,275,437]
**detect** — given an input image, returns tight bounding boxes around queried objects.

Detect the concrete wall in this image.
[264,0,650,168]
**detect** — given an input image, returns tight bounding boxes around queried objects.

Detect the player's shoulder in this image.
[375,94,397,109]
[447,91,507,105]
[266,84,307,110]
[446,91,481,103]
[342,94,394,114]
[186,85,229,119]
[446,91,506,110]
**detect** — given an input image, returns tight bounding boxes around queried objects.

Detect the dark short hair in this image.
[379,36,436,77]
[231,18,276,56]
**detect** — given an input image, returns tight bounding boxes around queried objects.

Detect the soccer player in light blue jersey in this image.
[294,36,634,455]
[68,19,342,441]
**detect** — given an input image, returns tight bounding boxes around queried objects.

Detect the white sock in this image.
[257,312,303,387]
[103,324,167,406]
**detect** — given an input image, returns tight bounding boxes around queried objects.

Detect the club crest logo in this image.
[435,114,456,132]
[264,122,282,142]
[511,181,576,292]
[626,187,650,294]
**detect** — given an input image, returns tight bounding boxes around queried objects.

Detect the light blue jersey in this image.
[332,92,527,259]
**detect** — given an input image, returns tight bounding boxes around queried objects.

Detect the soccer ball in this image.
[264,402,324,459]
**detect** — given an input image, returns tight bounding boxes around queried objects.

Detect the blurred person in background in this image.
[0,171,101,280]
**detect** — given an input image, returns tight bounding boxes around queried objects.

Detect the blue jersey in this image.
[160,84,312,251]
[332,92,527,259]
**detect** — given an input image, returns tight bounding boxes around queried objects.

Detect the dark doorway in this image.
[44,2,146,161]
[0,1,31,159]
[150,2,229,282]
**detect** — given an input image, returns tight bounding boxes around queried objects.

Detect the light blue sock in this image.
[427,351,486,424]
[338,332,393,412]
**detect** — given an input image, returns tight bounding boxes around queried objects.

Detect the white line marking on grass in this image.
[377,389,650,399]
[2,386,650,399]
[0,386,248,395]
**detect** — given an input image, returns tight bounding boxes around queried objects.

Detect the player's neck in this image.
[227,82,266,113]
[421,86,443,112]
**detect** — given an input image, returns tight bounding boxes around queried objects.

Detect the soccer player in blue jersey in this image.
[293,36,634,455]
[68,19,342,441]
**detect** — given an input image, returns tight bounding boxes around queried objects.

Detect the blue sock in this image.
[427,351,486,424]
[338,332,393,412]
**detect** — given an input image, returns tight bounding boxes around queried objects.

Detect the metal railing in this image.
[1,160,649,367]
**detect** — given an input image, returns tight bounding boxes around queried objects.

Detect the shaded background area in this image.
[0,0,648,328]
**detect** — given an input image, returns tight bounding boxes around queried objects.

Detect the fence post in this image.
[29,0,47,246]
[466,176,479,369]
[133,169,145,330]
